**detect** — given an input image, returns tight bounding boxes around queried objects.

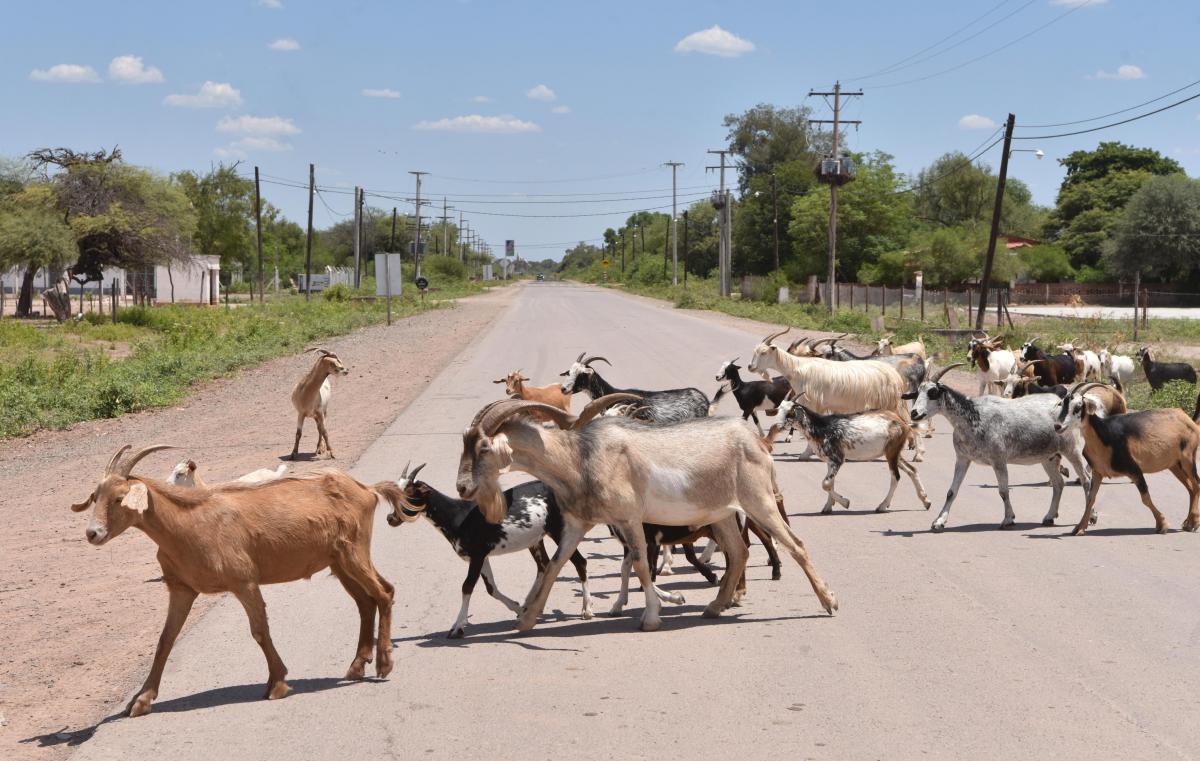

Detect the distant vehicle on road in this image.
[536,273,545,281]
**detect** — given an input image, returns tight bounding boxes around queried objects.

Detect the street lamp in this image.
[1010,148,1044,160]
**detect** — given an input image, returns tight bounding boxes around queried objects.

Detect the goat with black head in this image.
[1019,338,1077,388]
[715,357,792,435]
[559,352,724,424]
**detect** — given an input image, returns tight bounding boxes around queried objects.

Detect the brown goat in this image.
[493,370,571,417]
[71,444,417,717]
[290,347,349,460]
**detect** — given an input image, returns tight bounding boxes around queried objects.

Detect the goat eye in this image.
[927,387,942,400]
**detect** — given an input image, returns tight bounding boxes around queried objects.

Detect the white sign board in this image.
[374,254,402,297]
[482,264,494,281]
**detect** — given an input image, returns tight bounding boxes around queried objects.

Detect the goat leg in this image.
[480,559,522,613]
[745,519,782,581]
[331,565,376,677]
[233,583,291,700]
[565,550,594,619]
[289,413,305,460]
[519,518,590,631]
[609,519,663,631]
[704,515,749,617]
[682,543,718,585]
[127,581,197,717]
[314,412,334,458]
[932,457,971,532]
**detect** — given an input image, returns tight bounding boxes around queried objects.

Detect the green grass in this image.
[0,286,488,439]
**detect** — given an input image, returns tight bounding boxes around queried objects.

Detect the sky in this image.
[2,0,1198,260]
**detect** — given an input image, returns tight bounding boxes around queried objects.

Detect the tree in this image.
[788,151,913,283]
[1047,142,1183,270]
[174,164,254,271]
[0,183,75,314]
[723,104,823,193]
[1104,174,1200,282]
[913,151,1042,235]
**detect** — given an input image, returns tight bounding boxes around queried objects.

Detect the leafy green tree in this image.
[682,199,719,278]
[1103,174,1200,282]
[1047,142,1183,270]
[723,104,823,193]
[174,164,254,271]
[1017,244,1074,282]
[0,183,76,314]
[788,151,913,283]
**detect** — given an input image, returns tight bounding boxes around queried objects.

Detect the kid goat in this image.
[72,445,415,716]
[456,394,838,631]
[384,462,593,638]
[290,347,349,460]
[715,358,792,435]
[904,363,1091,531]
[1055,382,1200,534]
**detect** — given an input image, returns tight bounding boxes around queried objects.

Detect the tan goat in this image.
[876,334,927,359]
[290,347,349,460]
[493,370,571,417]
[72,444,418,717]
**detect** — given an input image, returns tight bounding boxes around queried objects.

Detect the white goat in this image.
[747,328,922,460]
[1098,349,1136,391]
[168,460,288,488]
[966,333,1017,396]
[1058,342,1102,382]
[876,334,927,359]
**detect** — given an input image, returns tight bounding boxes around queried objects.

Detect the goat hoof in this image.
[447,628,465,639]
[770,569,781,581]
[1089,513,1099,525]
[1042,518,1056,527]
[822,593,838,615]
[874,505,889,513]
[581,608,595,620]
[701,603,723,619]
[345,661,366,680]
[266,680,291,700]
[931,522,946,533]
[999,522,1015,530]
[606,605,624,617]
[1183,519,1199,532]
[1156,523,1169,535]
[640,617,662,632]
[127,692,155,718]
[516,614,538,632]
[376,652,393,679]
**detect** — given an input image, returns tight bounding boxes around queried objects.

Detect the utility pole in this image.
[664,160,684,285]
[457,211,464,261]
[809,81,863,312]
[254,166,263,302]
[620,229,626,273]
[352,186,362,289]
[682,209,689,286]
[770,172,779,272]
[707,149,732,296]
[439,198,454,259]
[389,207,398,250]
[409,170,428,278]
[304,163,314,300]
[977,113,1016,330]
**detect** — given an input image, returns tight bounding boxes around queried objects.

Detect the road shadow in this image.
[793,505,931,518]
[1025,525,1170,538]
[394,606,828,650]
[873,520,1050,537]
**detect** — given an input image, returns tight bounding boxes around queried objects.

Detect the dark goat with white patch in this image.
[714,358,792,435]
[559,352,724,424]
[385,462,591,638]
[1020,338,1077,387]
[1136,347,1197,391]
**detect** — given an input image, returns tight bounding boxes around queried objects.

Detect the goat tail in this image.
[372,481,423,521]
[709,384,729,416]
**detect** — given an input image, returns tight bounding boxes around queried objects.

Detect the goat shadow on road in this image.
[20,676,363,748]
[393,607,826,651]
[872,521,1054,537]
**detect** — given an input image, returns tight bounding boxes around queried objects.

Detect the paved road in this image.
[71,283,1200,761]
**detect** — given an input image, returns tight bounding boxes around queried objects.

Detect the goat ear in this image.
[187,460,197,472]
[900,391,918,400]
[121,482,149,514]
[70,497,91,513]
[492,379,506,384]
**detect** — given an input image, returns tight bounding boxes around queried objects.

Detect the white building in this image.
[1,255,221,304]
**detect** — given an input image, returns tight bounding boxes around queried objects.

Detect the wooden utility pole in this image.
[706,148,733,297]
[977,113,1016,330]
[664,160,684,285]
[254,166,263,303]
[620,230,626,273]
[389,207,398,250]
[771,172,780,272]
[809,82,862,312]
[457,211,464,261]
[304,163,314,300]
[409,170,428,278]
[352,186,362,289]
[439,198,454,259]
[682,209,689,286]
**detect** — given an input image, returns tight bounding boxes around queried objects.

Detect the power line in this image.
[894,135,1005,196]
[850,0,1037,83]
[869,0,1097,90]
[1018,76,1200,129]
[1012,89,1200,140]
[435,202,681,219]
[412,167,664,185]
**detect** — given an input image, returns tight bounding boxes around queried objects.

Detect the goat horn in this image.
[479,399,574,435]
[467,399,508,432]
[575,352,586,363]
[400,460,411,478]
[1069,381,1108,397]
[117,444,177,478]
[762,327,790,345]
[105,445,132,476]
[574,393,643,429]
[408,462,427,482]
[931,362,966,383]
[583,355,611,367]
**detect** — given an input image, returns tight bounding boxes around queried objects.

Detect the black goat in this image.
[1137,347,1197,391]
[1020,338,1077,386]
[559,352,724,424]
[714,358,791,435]
[385,463,590,639]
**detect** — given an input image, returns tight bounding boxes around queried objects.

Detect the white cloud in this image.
[674,25,755,58]
[214,135,294,159]
[30,64,100,83]
[217,114,301,136]
[108,55,164,84]
[268,37,300,51]
[958,114,997,129]
[551,105,571,114]
[472,95,493,103]
[1050,0,1106,6]
[413,114,541,133]
[1093,64,1146,80]
[164,81,242,108]
[362,88,400,98]
[525,84,556,101]
[259,0,283,8]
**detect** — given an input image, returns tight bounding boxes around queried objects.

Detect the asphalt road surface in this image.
[71,282,1200,761]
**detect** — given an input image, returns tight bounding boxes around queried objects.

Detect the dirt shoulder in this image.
[0,286,518,761]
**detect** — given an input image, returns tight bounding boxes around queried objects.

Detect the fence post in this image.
[882,286,887,317]
[0,278,5,319]
[1045,283,1050,303]
[849,283,854,310]
[967,288,973,319]
[943,288,949,322]
[111,280,118,324]
[899,287,904,319]
[920,284,925,322]
[996,288,1002,328]
[1143,289,1149,327]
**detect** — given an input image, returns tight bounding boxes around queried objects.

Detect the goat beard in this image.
[474,480,508,524]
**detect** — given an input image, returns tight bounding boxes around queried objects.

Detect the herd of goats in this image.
[69,329,1200,717]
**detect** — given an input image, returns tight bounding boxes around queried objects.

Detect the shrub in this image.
[1127,379,1197,413]
[323,283,351,302]
[423,255,467,282]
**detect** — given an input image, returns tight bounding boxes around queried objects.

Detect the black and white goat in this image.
[1136,347,1197,391]
[560,352,724,424]
[714,358,792,436]
[385,462,592,638]
[772,391,931,514]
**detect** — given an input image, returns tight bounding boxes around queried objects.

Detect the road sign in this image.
[505,240,514,257]
[415,276,429,290]
[601,259,610,268]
